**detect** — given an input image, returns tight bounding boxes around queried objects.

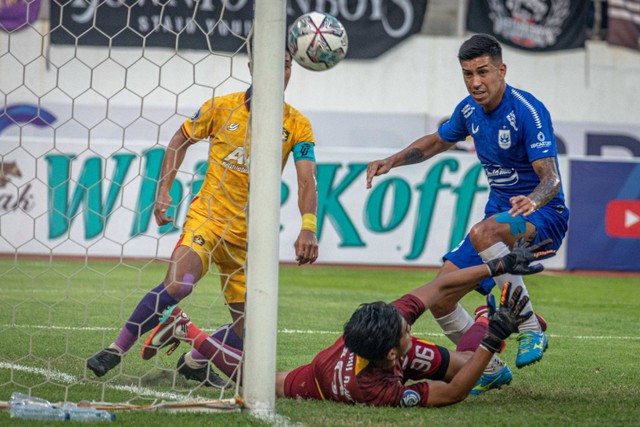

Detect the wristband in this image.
[301,213,317,233]
[480,335,506,354]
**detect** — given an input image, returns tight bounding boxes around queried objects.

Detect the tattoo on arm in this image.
[529,157,560,207]
[401,148,425,166]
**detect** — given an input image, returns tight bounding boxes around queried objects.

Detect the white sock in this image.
[483,355,506,375]
[108,343,125,354]
[435,304,474,345]
[184,351,207,369]
[479,242,540,332]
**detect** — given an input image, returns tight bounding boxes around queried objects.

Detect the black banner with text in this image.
[49,0,428,59]
[467,0,588,52]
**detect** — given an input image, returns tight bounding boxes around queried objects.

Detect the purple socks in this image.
[114,283,178,353]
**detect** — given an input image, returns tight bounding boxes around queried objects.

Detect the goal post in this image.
[243,0,287,417]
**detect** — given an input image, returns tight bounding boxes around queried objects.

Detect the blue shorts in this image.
[444,200,569,295]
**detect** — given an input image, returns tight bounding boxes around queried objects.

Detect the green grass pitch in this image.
[0,258,639,426]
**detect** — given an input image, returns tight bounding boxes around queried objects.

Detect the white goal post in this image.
[243,0,287,417]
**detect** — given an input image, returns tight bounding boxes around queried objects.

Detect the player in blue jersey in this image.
[366,34,569,394]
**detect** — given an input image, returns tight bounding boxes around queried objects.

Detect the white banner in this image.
[0,135,567,269]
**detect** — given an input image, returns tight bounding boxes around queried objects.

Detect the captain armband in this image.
[293,142,316,162]
[301,213,317,234]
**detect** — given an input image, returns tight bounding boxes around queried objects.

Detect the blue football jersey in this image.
[438,84,566,210]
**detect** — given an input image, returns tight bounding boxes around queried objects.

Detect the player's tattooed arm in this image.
[397,132,451,166]
[366,131,450,189]
[509,157,560,217]
[529,157,561,207]
[399,148,425,166]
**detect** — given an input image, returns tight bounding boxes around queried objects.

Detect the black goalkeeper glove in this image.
[480,282,533,353]
[486,237,556,277]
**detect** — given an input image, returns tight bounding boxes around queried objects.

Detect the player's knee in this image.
[469,221,489,245]
[164,275,196,301]
[431,300,456,319]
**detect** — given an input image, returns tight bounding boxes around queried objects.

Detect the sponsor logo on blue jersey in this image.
[400,389,421,407]
[530,141,551,149]
[485,165,519,187]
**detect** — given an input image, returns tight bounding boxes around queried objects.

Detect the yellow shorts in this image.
[177,208,246,304]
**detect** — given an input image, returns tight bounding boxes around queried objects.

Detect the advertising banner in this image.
[11,102,640,271]
[0,142,568,271]
[49,0,428,59]
[567,159,640,271]
[466,0,588,51]
[0,134,489,267]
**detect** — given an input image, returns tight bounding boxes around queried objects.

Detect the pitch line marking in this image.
[0,361,205,402]
[3,324,639,340]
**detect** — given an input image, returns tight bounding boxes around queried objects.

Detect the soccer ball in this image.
[288,12,348,71]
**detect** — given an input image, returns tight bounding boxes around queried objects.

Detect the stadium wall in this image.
[2,30,639,270]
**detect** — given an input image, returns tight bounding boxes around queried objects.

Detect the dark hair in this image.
[343,302,403,361]
[458,33,502,63]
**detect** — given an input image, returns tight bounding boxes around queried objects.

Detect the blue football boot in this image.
[515,331,548,368]
[470,365,513,395]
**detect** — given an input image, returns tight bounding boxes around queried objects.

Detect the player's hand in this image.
[154,194,173,226]
[481,282,533,353]
[366,159,392,189]
[508,195,537,217]
[295,229,318,265]
[486,237,556,276]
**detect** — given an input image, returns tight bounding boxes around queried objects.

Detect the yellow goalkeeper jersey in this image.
[180,90,315,247]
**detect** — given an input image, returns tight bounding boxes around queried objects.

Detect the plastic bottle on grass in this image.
[9,393,66,421]
[9,393,115,422]
[63,402,116,422]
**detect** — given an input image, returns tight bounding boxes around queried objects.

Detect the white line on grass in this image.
[252,413,304,427]
[3,324,639,340]
[0,362,203,402]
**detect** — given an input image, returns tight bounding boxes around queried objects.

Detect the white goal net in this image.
[0,0,284,416]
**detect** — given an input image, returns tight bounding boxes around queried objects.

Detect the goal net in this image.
[0,0,284,416]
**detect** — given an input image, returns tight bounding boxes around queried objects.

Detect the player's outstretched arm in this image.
[365,131,451,189]
[154,129,191,226]
[294,159,319,265]
[425,282,532,407]
[410,238,554,311]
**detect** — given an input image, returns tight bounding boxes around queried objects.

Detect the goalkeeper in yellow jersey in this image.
[87,49,319,387]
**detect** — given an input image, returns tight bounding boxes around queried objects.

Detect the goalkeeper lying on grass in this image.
[143,238,554,407]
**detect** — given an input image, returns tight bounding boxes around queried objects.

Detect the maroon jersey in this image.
[284,294,450,407]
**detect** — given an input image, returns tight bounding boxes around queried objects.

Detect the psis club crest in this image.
[498,129,512,149]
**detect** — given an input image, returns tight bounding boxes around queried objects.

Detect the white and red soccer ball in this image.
[288,12,349,71]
